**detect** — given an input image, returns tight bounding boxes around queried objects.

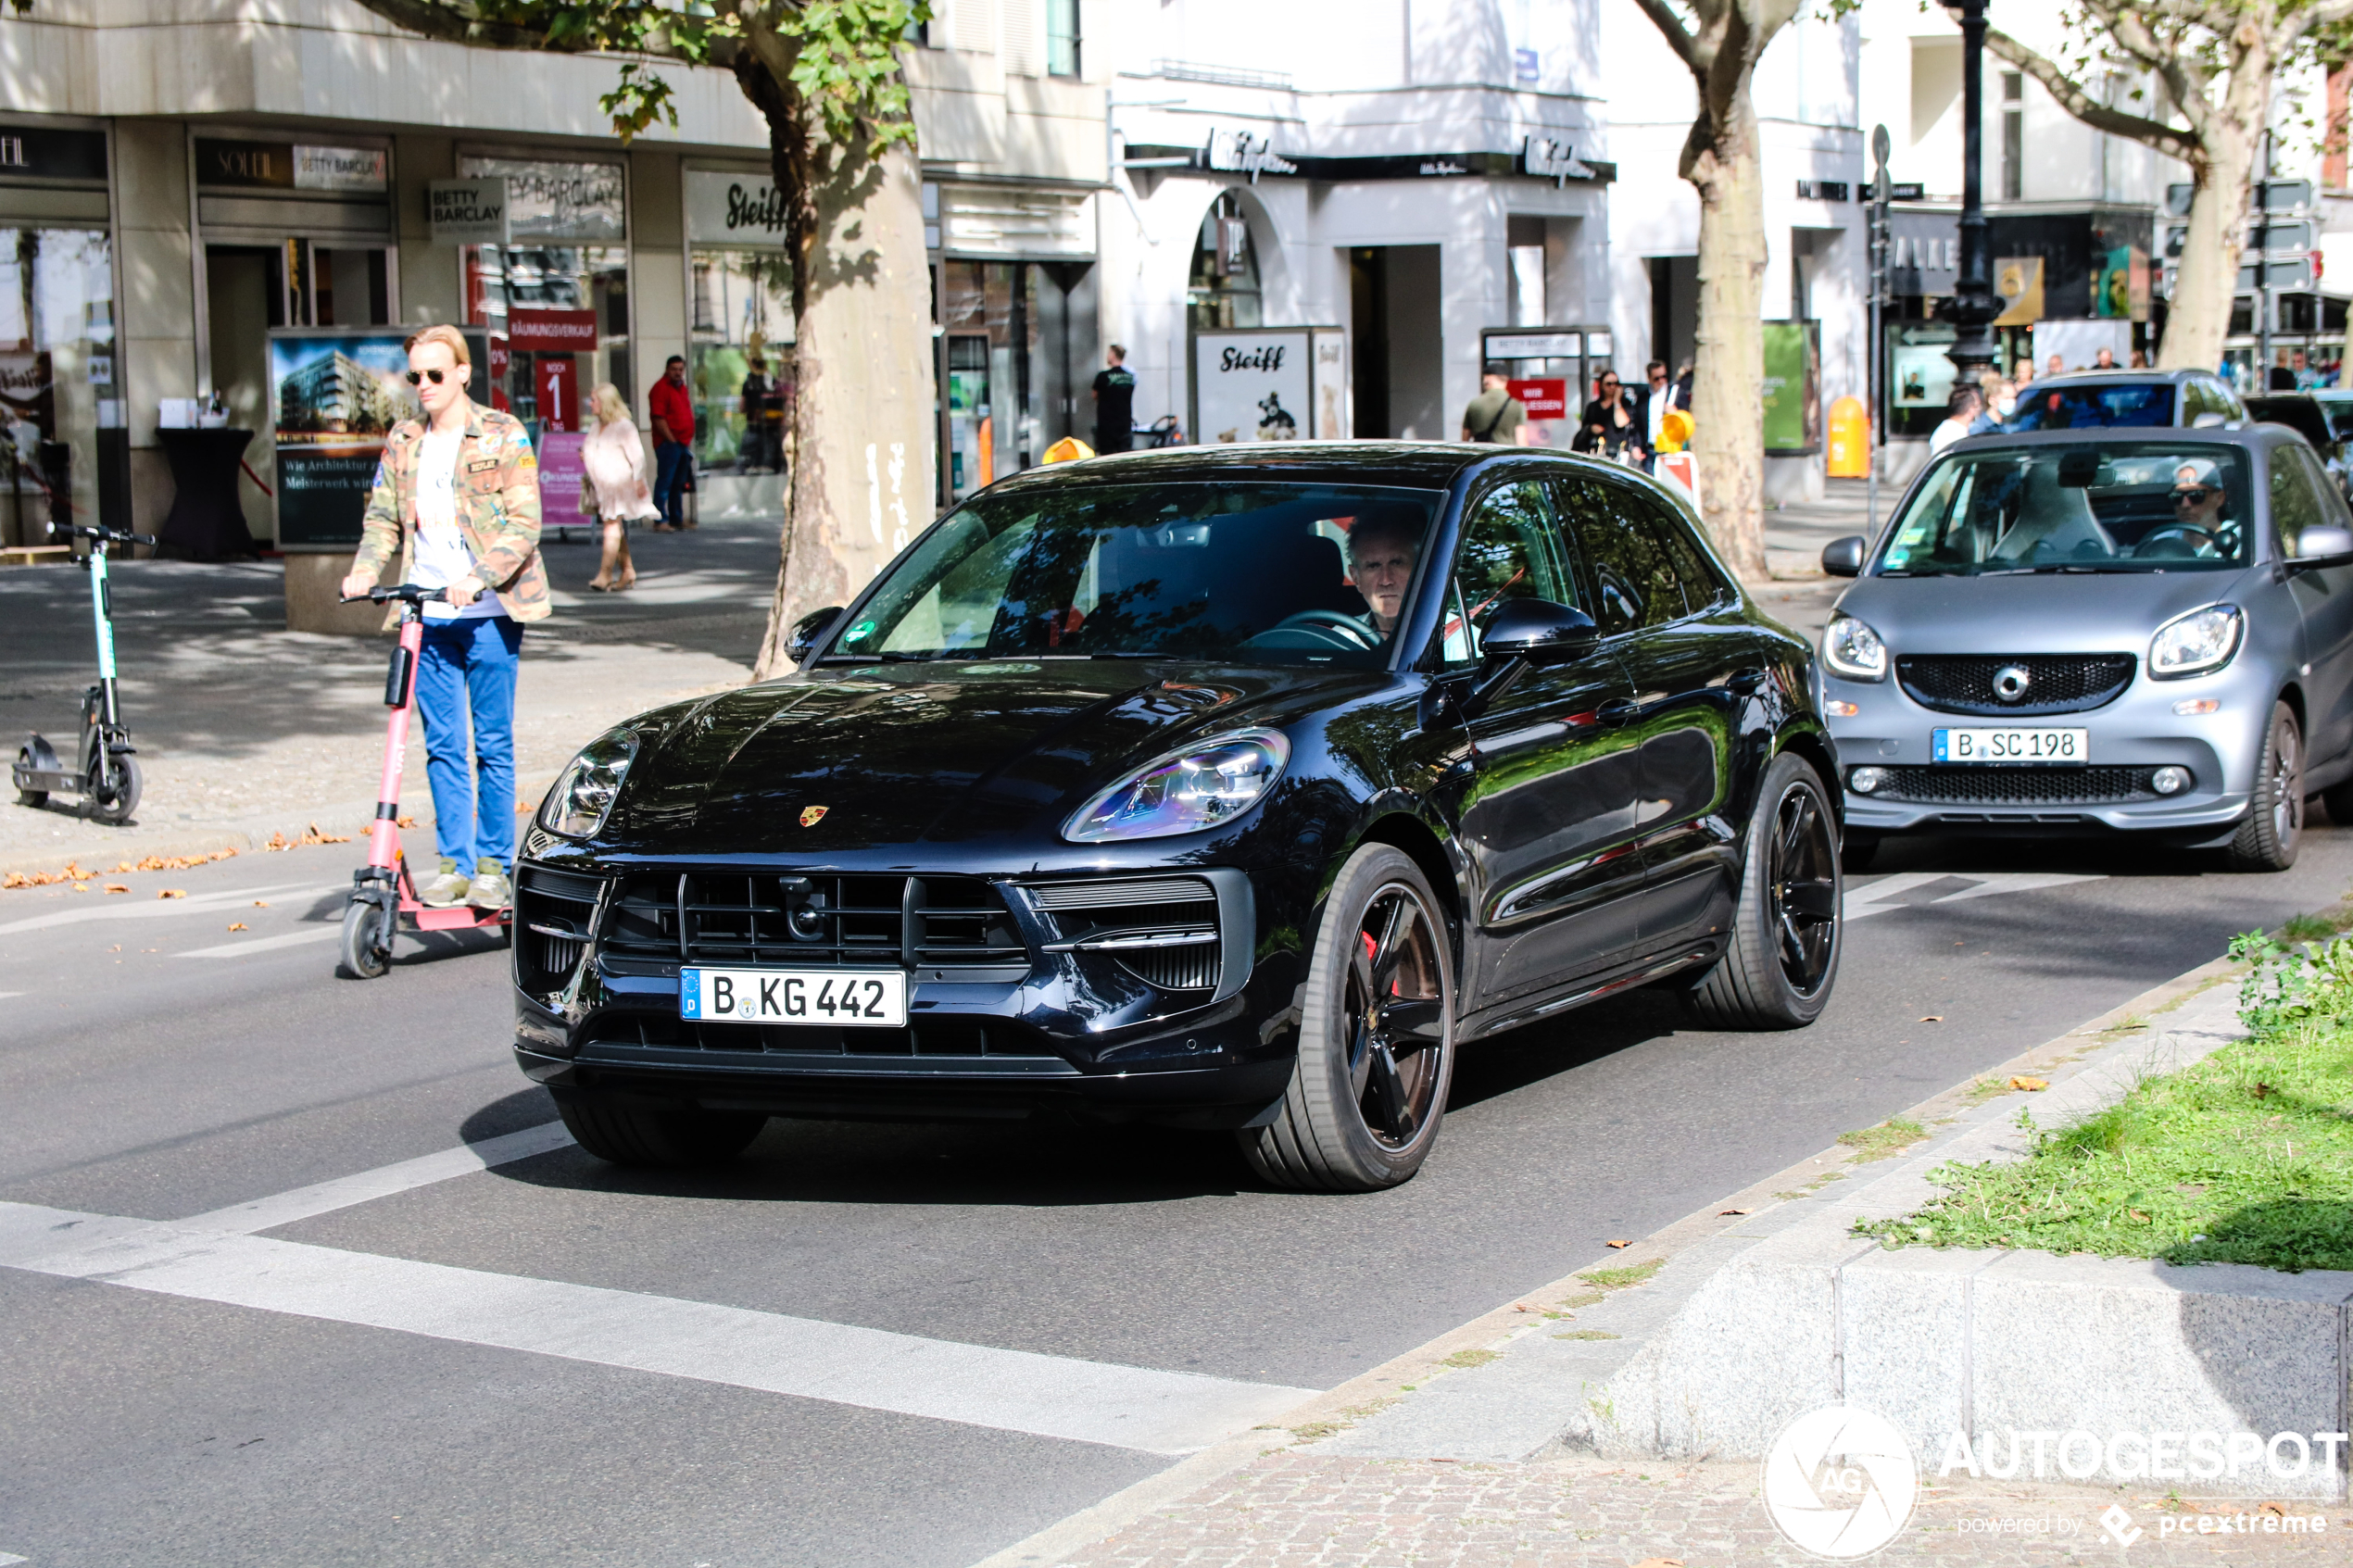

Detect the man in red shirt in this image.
[648,356,695,532]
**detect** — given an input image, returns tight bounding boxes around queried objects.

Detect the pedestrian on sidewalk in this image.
[338,323,548,909]
[1091,345,1136,454]
[1930,384,1982,455]
[648,355,695,532]
[582,383,659,592]
[1570,369,1640,461]
[1463,362,1531,445]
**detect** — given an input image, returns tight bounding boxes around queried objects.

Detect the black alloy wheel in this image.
[2228,700,2303,872]
[1239,843,1455,1192]
[1684,751,1843,1029]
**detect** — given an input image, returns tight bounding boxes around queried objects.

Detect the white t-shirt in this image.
[410,426,502,621]
[1929,416,1972,456]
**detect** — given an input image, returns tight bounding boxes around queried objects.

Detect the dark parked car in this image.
[2002,368,2246,432]
[512,445,1843,1190]
[2246,394,2351,501]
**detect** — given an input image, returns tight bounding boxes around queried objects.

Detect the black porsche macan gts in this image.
[512,444,1844,1190]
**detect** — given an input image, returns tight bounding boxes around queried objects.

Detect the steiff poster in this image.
[1191,327,1347,446]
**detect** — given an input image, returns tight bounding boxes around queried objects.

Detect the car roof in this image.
[2019,368,2221,388]
[980,440,1615,495]
[1941,423,2289,457]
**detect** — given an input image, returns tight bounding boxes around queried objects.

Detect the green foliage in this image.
[2229,930,2353,1035]
[1835,1116,1930,1162]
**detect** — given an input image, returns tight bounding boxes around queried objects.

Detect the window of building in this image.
[1187,194,1261,332]
[0,226,113,549]
[1048,0,1081,78]
[2001,71,2023,202]
[458,156,629,440]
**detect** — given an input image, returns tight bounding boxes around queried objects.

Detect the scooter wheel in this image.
[340,898,394,979]
[87,754,141,825]
[13,745,44,809]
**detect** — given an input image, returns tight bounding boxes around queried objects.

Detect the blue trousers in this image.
[415,615,522,868]
[653,440,691,526]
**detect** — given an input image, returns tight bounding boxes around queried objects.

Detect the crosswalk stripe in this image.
[180,1122,577,1234]
[0,1201,1314,1455]
[175,925,344,960]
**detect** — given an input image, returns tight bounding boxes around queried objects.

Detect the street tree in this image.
[1630,0,1811,583]
[1986,1,2353,373]
[335,0,935,675]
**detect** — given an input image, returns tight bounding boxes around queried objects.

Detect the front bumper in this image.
[510,857,1308,1127]
[1825,661,2267,839]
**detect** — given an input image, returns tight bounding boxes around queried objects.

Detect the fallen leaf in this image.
[1512,1302,1533,1312]
[1719,1207,1753,1216]
[1630,1559,1685,1567]
[104,884,129,894]
[1919,1014,1944,1022]
[70,882,89,893]
[397,815,417,829]
[2129,1209,2151,1223]
[107,945,120,952]
[227,922,248,932]
[252,900,269,908]
[2254,1082,2275,1098]
[2261,1501,2288,1518]
[1604,1239,1632,1248]
[157,889,187,900]
[2008,1075,2048,1091]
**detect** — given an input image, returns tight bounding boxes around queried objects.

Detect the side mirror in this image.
[1821,535,1867,576]
[2290,525,2353,566]
[2192,411,2230,430]
[1480,597,1600,664]
[786,606,845,666]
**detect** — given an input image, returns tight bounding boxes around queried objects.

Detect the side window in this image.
[2305,445,2353,528]
[1442,481,1577,663]
[1629,486,1731,611]
[1559,478,1685,633]
[2270,445,2327,557]
[2177,381,2208,425]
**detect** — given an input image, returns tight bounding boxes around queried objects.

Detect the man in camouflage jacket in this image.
[342,324,548,909]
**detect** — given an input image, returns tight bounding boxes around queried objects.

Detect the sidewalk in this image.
[0,522,773,876]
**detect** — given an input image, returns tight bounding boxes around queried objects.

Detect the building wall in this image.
[112,118,197,534]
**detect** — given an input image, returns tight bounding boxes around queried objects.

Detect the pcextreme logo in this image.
[1762,1405,1920,1559]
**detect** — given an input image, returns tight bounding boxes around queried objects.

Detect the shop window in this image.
[459,157,628,440]
[937,258,1087,506]
[1188,194,1262,332]
[2001,72,2023,203]
[1048,0,1080,77]
[0,227,114,549]
[687,247,793,511]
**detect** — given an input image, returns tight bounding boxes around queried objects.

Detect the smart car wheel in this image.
[1683,752,1842,1030]
[1239,844,1454,1193]
[2227,700,2303,872]
[557,1091,768,1168]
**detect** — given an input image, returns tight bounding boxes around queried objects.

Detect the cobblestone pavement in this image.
[1060,1454,2348,1566]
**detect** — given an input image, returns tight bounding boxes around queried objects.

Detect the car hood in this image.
[610,659,1377,856]
[1834,566,2261,654]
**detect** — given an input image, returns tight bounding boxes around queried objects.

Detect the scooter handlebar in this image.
[339,583,449,606]
[50,521,156,547]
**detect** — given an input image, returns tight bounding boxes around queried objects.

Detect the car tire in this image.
[2227,701,2304,872]
[1840,833,1880,872]
[1237,843,1455,1192]
[1682,751,1843,1030]
[558,1091,767,1168]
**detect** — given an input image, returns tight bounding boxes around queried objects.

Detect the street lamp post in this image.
[1941,0,1998,381]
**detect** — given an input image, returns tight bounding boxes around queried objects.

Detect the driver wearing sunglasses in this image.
[2170,461,2228,532]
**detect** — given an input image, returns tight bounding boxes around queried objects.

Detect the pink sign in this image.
[537,430,586,531]
[507,308,598,352]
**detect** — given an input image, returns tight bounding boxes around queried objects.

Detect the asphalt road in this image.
[4,822,2350,1567]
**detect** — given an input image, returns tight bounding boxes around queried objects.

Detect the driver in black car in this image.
[1345,509,1421,642]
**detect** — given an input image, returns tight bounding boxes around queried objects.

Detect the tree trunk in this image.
[1684,90,1770,583]
[752,143,936,677]
[2158,126,2256,372]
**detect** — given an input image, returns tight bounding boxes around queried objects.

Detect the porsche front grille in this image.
[599,872,1027,970]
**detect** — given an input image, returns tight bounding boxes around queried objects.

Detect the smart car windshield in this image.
[825,482,1444,667]
[1877,443,2253,575]
[2003,383,2176,431]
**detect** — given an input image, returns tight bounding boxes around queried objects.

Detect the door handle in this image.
[1727,668,1768,696]
[1597,697,1641,727]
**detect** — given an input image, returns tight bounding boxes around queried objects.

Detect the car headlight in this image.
[1823,615,1889,681]
[2148,604,2242,679]
[1063,730,1290,843]
[536,730,639,839]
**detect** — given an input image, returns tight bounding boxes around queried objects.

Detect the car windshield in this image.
[2003,383,2176,431]
[1877,443,2254,575]
[825,482,1444,667]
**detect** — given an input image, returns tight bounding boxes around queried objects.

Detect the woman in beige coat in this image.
[582,383,662,591]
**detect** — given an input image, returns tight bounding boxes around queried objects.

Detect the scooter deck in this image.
[405,903,511,933]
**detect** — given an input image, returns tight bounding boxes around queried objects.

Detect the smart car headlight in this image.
[2148,604,2242,679]
[1064,731,1290,843]
[536,730,639,839]
[1823,614,1889,681]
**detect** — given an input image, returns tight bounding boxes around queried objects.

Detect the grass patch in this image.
[1959,1076,2016,1107]
[1442,1348,1498,1370]
[2281,912,2341,945]
[1837,1117,1931,1162]
[1553,1329,1621,1341]
[1576,1258,1664,1291]
[1857,938,2353,1273]
[1557,1289,1606,1309]
[1289,1420,1341,1442]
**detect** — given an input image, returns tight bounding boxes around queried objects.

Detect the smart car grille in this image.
[598,873,1027,969]
[515,865,603,992]
[1023,875,1223,993]
[579,1010,1056,1058]
[1871,766,2159,805]
[1896,654,2136,716]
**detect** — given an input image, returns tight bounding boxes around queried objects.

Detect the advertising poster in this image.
[269,331,419,548]
[1993,257,2045,327]
[1311,328,1349,439]
[1192,327,1315,445]
[1506,377,1569,448]
[537,430,586,535]
[1760,320,1821,455]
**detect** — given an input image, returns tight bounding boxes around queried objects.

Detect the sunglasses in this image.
[1600,378,1620,388]
[2171,486,2217,505]
[405,368,456,386]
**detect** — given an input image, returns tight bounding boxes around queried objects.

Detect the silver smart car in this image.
[1818,425,2353,871]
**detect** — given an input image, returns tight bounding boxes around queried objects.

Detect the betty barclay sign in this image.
[686,170,789,246]
[428,178,509,246]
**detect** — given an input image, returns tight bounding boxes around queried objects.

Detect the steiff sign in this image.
[686,170,789,246]
[428,178,509,245]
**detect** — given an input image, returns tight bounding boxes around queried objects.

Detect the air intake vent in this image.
[1118,947,1219,991]
[1027,877,1214,910]
[515,864,603,993]
[600,873,1027,970]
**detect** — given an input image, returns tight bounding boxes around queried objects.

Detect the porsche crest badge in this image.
[799,805,829,828]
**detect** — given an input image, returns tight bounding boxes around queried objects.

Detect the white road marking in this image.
[175,925,344,960]
[0,1201,1314,1454]
[182,1122,576,1234]
[0,883,335,938]
[1841,872,1952,920]
[1844,870,2107,922]
[1931,872,2106,903]
[0,1550,26,1565]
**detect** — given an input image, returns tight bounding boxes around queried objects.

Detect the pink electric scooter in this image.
[337,583,511,979]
